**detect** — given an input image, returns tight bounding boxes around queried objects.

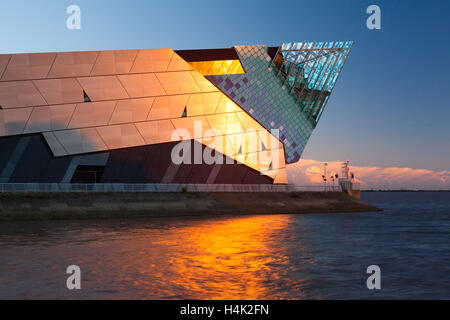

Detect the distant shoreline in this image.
[0,191,380,221]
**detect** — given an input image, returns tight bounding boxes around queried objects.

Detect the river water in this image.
[0,192,449,299]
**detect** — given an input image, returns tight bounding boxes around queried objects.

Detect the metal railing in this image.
[0,183,342,193]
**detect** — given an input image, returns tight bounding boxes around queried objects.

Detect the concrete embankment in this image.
[0,192,380,221]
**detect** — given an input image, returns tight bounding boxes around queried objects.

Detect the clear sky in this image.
[0,0,449,175]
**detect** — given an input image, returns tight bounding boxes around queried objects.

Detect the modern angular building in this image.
[0,42,353,185]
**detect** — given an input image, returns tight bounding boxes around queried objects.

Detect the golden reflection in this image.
[121,215,313,299]
[189,59,245,76]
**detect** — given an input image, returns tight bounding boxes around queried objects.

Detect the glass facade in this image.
[271,41,353,122]
[207,42,353,164]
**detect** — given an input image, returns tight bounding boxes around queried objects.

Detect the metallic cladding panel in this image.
[171,116,213,140]
[109,98,155,125]
[189,71,217,92]
[68,101,117,129]
[48,51,99,78]
[205,113,245,135]
[42,131,68,156]
[201,134,229,155]
[244,150,274,173]
[186,92,222,117]
[91,50,138,76]
[226,131,263,156]
[1,53,56,81]
[0,107,33,136]
[147,95,189,121]
[166,53,194,72]
[131,49,173,73]
[0,55,11,77]
[216,94,242,113]
[227,130,281,156]
[135,119,178,145]
[77,76,129,101]
[0,81,47,108]
[118,73,166,97]
[155,71,200,95]
[236,111,266,131]
[24,104,76,133]
[54,128,107,155]
[96,123,145,150]
[34,78,84,105]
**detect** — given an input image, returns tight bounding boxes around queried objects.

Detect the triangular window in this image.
[83,91,91,102]
[181,107,187,118]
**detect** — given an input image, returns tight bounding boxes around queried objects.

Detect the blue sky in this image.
[1,0,449,171]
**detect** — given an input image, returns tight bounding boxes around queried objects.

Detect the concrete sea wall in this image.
[0,192,380,221]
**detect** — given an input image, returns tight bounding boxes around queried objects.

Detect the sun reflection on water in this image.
[0,214,315,299]
[120,214,312,299]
